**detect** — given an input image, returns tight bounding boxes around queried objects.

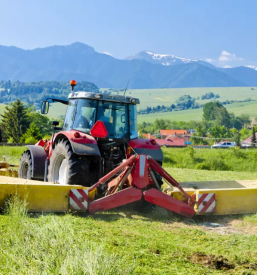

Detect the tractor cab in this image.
[63,92,139,141]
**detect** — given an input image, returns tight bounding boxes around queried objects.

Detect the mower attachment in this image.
[70,154,196,217]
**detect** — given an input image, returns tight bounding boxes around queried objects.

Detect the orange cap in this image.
[70,80,77,86]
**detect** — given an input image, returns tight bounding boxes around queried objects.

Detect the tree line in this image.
[0,80,99,108]
[138,101,256,146]
[138,94,255,115]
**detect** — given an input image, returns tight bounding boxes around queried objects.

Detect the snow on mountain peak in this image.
[126,50,197,66]
[244,65,257,71]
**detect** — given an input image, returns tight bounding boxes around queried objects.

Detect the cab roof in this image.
[68,91,140,104]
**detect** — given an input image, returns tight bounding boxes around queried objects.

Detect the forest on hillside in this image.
[0,80,99,108]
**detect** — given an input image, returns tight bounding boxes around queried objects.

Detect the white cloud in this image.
[223,65,232,68]
[103,51,113,56]
[218,50,244,62]
[205,58,214,63]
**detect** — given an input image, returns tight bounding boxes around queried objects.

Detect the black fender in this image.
[27,145,46,180]
[70,141,101,157]
[133,148,164,163]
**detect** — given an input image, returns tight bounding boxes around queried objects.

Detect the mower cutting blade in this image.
[88,187,142,214]
[143,189,195,218]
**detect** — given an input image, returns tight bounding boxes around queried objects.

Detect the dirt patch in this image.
[198,219,257,235]
[189,252,234,270]
[189,252,257,271]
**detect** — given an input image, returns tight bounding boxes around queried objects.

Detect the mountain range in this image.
[0,42,257,89]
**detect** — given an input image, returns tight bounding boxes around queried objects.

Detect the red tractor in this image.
[17,81,196,217]
[18,80,163,189]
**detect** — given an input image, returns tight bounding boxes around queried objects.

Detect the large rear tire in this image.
[47,139,96,186]
[18,150,33,179]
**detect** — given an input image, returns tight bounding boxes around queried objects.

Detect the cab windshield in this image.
[63,98,138,139]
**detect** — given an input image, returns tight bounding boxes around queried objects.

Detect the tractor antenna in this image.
[123,80,130,96]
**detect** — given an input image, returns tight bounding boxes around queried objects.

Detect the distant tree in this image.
[251,127,256,146]
[176,95,195,109]
[0,99,30,142]
[230,118,242,130]
[237,114,251,126]
[190,126,208,145]
[203,101,231,127]
[240,128,251,141]
[27,105,52,136]
[213,106,231,128]
[20,122,42,143]
[209,125,231,141]
[203,101,223,121]
[234,133,241,147]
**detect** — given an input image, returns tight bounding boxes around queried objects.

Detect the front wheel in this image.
[47,139,96,186]
[18,150,33,179]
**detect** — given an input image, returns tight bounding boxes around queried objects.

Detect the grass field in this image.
[1,146,257,273]
[101,87,257,110]
[138,100,257,123]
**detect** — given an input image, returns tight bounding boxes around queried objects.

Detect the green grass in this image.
[1,189,257,273]
[2,146,257,273]
[163,147,257,172]
[2,146,257,174]
[0,146,28,165]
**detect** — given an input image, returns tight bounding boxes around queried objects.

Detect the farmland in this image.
[138,100,257,123]
[101,86,257,110]
[1,146,257,274]
[1,87,257,123]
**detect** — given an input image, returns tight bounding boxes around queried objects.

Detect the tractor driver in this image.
[73,107,90,130]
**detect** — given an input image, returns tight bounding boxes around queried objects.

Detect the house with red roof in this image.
[241,132,257,146]
[155,138,185,146]
[159,130,187,138]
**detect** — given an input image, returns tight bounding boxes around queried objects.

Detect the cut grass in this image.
[1,195,257,274]
[1,146,257,273]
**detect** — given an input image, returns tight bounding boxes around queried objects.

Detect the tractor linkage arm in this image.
[86,154,196,217]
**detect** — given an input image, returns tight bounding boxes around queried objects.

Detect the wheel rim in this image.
[20,162,28,178]
[53,154,68,185]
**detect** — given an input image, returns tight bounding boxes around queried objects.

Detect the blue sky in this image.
[0,0,256,67]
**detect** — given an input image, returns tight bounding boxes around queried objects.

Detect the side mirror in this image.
[41,101,49,114]
[51,121,59,127]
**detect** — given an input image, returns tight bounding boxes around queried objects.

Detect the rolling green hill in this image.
[138,100,257,123]
[101,86,257,110]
